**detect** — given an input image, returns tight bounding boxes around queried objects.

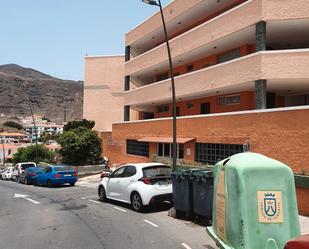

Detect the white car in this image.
[1,167,14,180]
[98,163,172,212]
[12,162,37,182]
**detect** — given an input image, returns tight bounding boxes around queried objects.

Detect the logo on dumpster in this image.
[258,191,283,223]
[264,193,277,217]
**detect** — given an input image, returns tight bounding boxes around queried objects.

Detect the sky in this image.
[0,0,170,81]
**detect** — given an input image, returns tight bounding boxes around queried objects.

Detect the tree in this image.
[3,121,23,130]
[57,126,102,166]
[39,131,59,143]
[42,117,51,122]
[12,145,55,164]
[63,119,95,132]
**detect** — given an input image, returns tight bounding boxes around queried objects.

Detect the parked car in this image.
[98,163,172,212]
[34,166,78,187]
[12,162,37,182]
[19,167,44,185]
[0,168,5,179]
[1,167,14,180]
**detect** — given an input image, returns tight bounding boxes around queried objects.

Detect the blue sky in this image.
[0,0,170,80]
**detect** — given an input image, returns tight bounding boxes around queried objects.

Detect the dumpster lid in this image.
[192,170,213,177]
[138,136,195,144]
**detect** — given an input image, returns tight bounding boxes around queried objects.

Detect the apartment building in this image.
[99,0,309,214]
[25,123,63,141]
[0,132,29,144]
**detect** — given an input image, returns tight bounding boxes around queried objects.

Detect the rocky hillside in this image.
[0,64,83,123]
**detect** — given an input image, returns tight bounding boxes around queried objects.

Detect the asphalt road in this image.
[0,180,216,249]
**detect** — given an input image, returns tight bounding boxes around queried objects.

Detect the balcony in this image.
[124,50,309,107]
[125,0,309,79]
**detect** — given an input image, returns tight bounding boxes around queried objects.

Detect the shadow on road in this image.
[96,198,172,213]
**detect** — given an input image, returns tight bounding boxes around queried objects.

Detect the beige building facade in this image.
[84,56,125,131]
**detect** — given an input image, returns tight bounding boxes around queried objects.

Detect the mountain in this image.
[0,64,83,123]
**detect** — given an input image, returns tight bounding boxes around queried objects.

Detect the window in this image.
[201,102,211,114]
[44,167,52,173]
[187,103,194,109]
[111,167,126,178]
[123,166,136,177]
[201,64,212,69]
[127,140,149,157]
[178,144,184,159]
[143,166,171,177]
[158,105,169,113]
[187,64,194,72]
[157,143,184,159]
[164,143,170,157]
[156,72,169,82]
[218,49,241,63]
[143,112,154,120]
[54,166,72,172]
[218,95,240,105]
[21,163,36,170]
[195,143,243,165]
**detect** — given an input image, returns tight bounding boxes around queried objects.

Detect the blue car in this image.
[19,167,44,185]
[34,166,78,187]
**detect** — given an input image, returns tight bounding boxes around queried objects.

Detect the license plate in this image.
[64,174,71,177]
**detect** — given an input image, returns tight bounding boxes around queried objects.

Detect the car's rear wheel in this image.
[47,179,52,188]
[131,192,144,212]
[70,182,75,187]
[99,186,107,202]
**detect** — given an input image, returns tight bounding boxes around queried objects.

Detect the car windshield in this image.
[143,166,171,178]
[54,166,72,172]
[21,163,36,170]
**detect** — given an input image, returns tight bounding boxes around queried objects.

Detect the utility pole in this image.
[28,101,38,164]
[0,135,5,167]
[64,106,67,123]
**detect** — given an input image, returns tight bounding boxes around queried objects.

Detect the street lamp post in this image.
[142,0,177,170]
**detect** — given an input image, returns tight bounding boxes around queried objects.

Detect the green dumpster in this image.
[206,152,300,249]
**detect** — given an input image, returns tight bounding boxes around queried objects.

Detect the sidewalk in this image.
[77,173,101,189]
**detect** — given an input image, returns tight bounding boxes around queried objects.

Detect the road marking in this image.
[181,243,192,249]
[113,207,127,213]
[144,219,158,228]
[14,194,40,205]
[89,199,101,204]
[81,195,98,200]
